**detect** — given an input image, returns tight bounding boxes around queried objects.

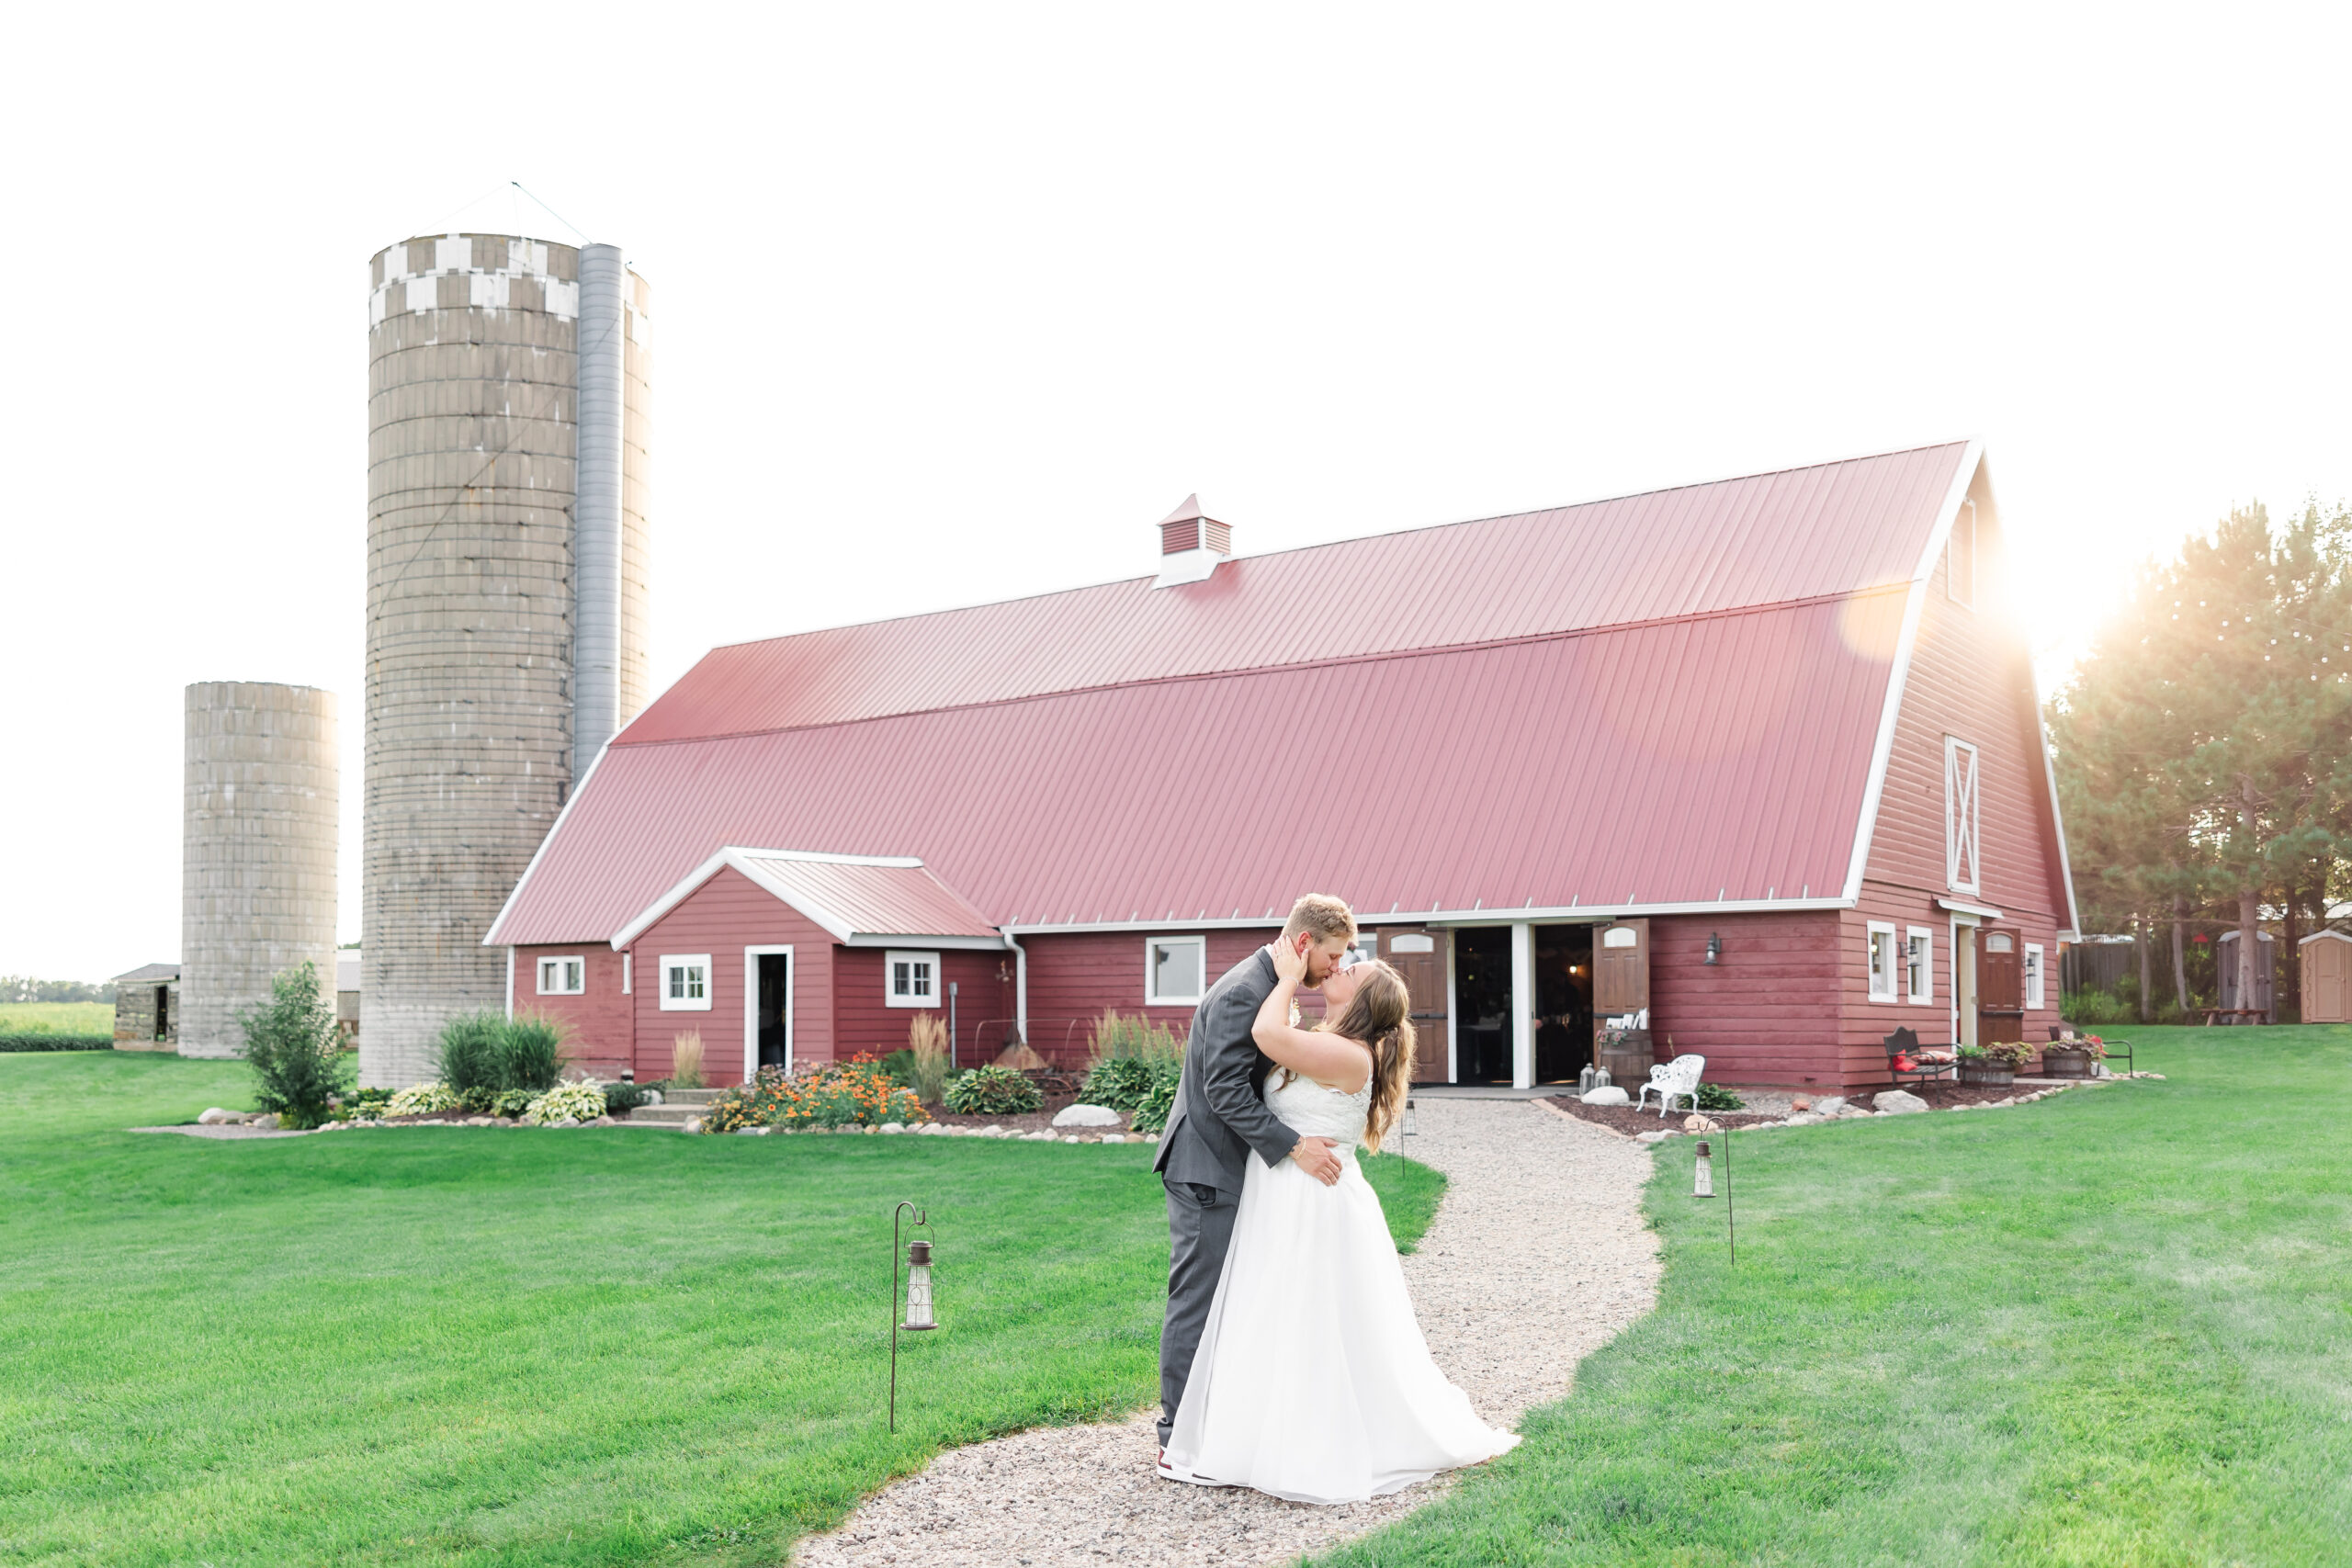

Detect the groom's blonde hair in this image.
[1281,894,1357,946]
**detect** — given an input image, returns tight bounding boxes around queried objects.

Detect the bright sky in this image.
[4,5,2346,982]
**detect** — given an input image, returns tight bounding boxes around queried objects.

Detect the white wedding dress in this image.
[1161,1071,1521,1504]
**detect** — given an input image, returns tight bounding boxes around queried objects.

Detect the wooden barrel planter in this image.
[2041,1047,2094,1079]
[1957,1063,2014,1087]
[1598,1030,1655,1089]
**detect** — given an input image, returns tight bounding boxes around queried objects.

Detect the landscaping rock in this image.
[1051,1102,1125,1128]
[1102,1134,1127,1145]
[1580,1087,1631,1106]
[1634,1130,1675,1144]
[1682,1113,1720,1133]
[878,1122,906,1134]
[551,1116,581,1128]
[198,1108,235,1125]
[1874,1089,1930,1115]
[1783,1111,1824,1125]
[1814,1096,1849,1116]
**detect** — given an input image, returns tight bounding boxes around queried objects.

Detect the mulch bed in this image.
[926,1091,1138,1135]
[1543,1098,1784,1137]
[1872,1080,2045,1110]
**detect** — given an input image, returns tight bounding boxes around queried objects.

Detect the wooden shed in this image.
[2299,930,2352,1024]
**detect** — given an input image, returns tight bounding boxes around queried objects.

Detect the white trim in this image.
[1444,929,1459,1084]
[1867,919,1900,1003]
[1937,897,2004,919]
[2299,929,2352,946]
[2031,694,2084,934]
[504,948,514,1019]
[483,740,614,946]
[1144,934,1209,1007]
[622,952,631,995]
[742,944,794,1078]
[1838,441,1984,906]
[885,950,942,1009]
[1001,895,1851,939]
[2024,942,2044,1010]
[535,953,587,996]
[659,953,713,1011]
[607,845,1004,951]
[1510,921,1535,1090]
[1905,925,1935,1005]
[1946,497,1977,608]
[1945,737,1983,894]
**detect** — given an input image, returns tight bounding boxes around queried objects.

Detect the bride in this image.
[1159,938,1521,1504]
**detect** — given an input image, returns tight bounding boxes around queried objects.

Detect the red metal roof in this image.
[609,848,1001,946]
[616,443,1971,744]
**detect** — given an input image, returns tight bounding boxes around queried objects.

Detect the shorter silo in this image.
[181,683,340,1057]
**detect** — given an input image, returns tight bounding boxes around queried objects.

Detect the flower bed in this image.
[699,1055,925,1134]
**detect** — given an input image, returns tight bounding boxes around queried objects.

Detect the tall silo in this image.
[181,683,339,1058]
[363,233,651,1087]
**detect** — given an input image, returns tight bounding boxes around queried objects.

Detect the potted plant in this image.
[1956,1041,2033,1086]
[2041,1033,2106,1079]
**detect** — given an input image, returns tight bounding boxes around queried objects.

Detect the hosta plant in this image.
[522,1080,609,1125]
[944,1065,1044,1116]
[383,1081,462,1117]
[1128,1073,1178,1134]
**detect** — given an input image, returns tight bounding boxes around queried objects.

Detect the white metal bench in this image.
[1634,1053,1707,1118]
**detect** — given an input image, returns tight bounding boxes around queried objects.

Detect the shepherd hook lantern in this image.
[1693,1141,1714,1198]
[1403,1097,1418,1136]
[1705,931,1723,965]
[888,1201,937,1432]
[1691,1131,1737,1263]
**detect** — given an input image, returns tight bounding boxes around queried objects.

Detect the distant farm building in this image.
[487,442,2076,1093]
[112,964,180,1050]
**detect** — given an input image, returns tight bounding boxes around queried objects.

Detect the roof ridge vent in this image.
[1154,494,1233,587]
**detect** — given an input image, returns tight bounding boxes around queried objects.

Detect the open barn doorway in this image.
[1453,928,1513,1082]
[1534,924,1595,1082]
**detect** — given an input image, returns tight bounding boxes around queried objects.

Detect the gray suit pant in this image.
[1159,1177,1239,1447]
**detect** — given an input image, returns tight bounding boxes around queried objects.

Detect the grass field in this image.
[0,1052,1440,1565]
[0,1000,113,1034]
[1318,1026,2352,1566]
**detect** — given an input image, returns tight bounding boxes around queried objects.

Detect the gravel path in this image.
[797,1099,1659,1567]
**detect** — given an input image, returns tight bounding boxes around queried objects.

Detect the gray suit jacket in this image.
[1153,948,1301,1194]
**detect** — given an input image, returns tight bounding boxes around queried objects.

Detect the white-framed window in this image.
[886,951,940,1009]
[1945,737,1981,894]
[2024,942,2044,1010]
[1947,500,1975,607]
[660,954,712,1011]
[1905,927,1934,1005]
[536,955,585,996]
[1345,931,1377,967]
[1867,921,1899,1003]
[1146,935,1208,1006]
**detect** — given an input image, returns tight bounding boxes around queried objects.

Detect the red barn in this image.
[486,441,2076,1092]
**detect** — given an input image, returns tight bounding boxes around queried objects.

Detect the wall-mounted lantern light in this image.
[1706,932,1723,965]
[889,1201,937,1431]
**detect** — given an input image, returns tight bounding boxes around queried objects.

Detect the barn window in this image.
[2024,943,2044,1009]
[536,955,585,996]
[1146,935,1207,1006]
[1867,922,1899,1003]
[887,951,940,1009]
[1905,927,1934,1004]
[661,954,712,1011]
[1945,738,1981,893]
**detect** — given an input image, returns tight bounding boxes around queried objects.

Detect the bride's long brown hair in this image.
[1322,961,1417,1154]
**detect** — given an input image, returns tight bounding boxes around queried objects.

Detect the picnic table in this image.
[2199,1007,2268,1026]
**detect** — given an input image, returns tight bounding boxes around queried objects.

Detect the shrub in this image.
[0,1033,113,1053]
[435,1011,507,1094]
[1087,1009,1186,1067]
[669,1031,707,1089]
[336,1087,394,1121]
[238,962,350,1129]
[500,1013,569,1091]
[945,1065,1044,1116]
[908,1013,951,1106]
[1693,1082,1747,1111]
[1081,1009,1185,1115]
[604,1081,650,1115]
[492,1088,537,1118]
[700,1055,924,1133]
[2063,987,2133,1026]
[384,1081,462,1117]
[522,1080,608,1125]
[1130,1073,1178,1134]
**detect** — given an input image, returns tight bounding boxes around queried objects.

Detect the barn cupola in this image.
[1152,493,1233,588]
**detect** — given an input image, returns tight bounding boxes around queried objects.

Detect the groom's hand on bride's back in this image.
[1289,1136,1343,1186]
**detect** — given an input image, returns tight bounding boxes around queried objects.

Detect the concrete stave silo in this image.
[361,233,650,1088]
[180,683,339,1057]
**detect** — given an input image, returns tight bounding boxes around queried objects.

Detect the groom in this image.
[1153,893,1358,1459]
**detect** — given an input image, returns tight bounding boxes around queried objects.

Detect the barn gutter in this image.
[1001,929,1029,1047]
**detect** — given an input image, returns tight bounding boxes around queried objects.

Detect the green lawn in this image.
[0,1053,1439,1565]
[0,1000,113,1034]
[1318,1026,2352,1566]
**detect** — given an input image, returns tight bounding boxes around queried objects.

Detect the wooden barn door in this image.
[1978,929,2024,1045]
[1381,930,1451,1082]
[1593,919,1650,1016]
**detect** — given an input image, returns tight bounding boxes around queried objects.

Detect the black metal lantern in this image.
[1693,1141,1715,1197]
[1403,1097,1417,1136]
[1705,931,1723,965]
[889,1201,937,1431]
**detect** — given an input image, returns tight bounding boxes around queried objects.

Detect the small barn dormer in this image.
[1153,494,1233,588]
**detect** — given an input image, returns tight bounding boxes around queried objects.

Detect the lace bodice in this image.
[1264,1069,1373,1148]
